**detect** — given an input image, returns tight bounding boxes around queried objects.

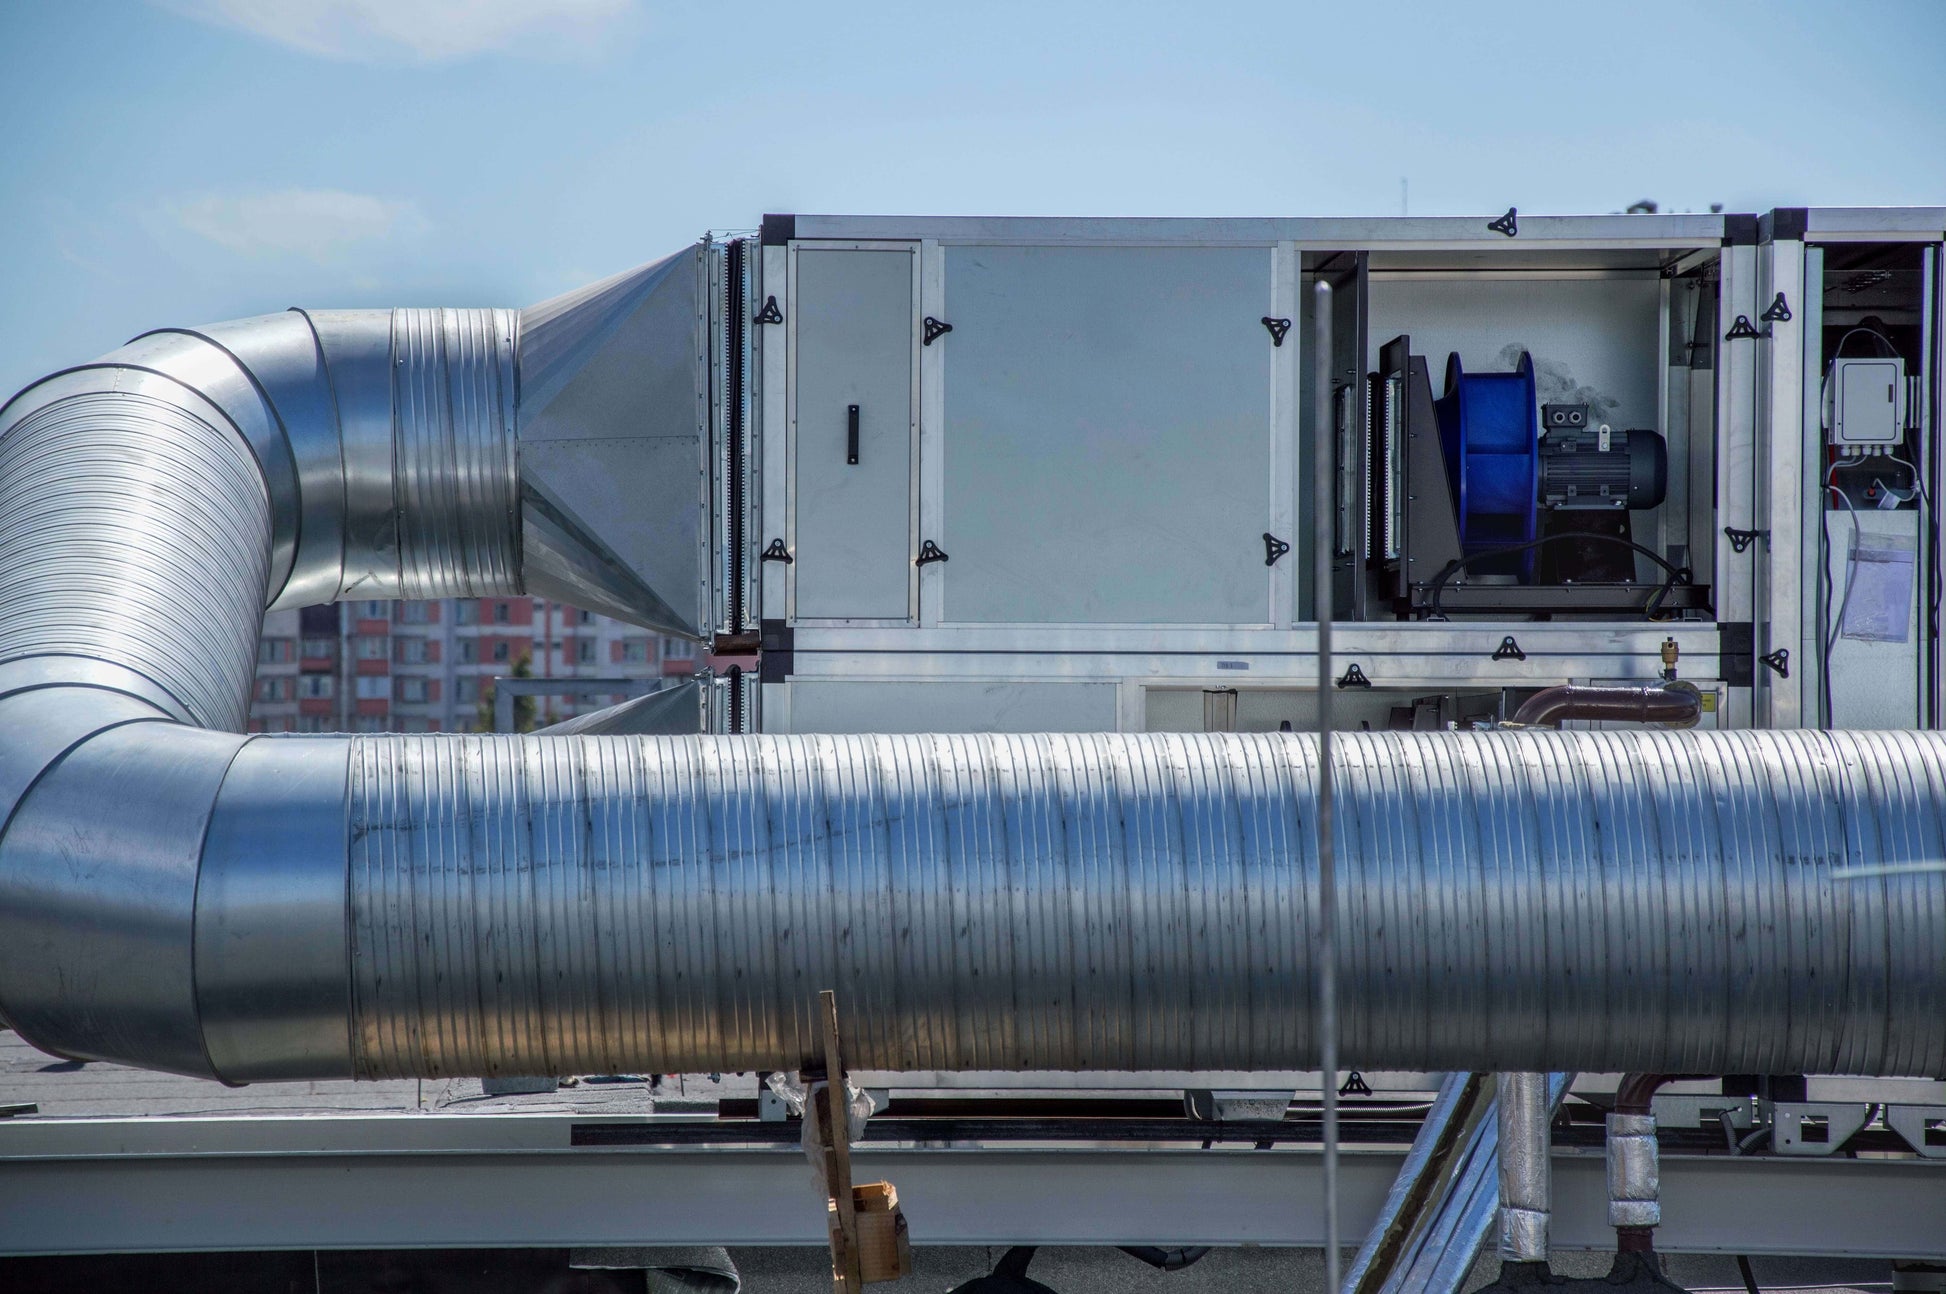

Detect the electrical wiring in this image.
[1882,454,1929,504]
[1831,325,1899,359]
[1820,459,1864,729]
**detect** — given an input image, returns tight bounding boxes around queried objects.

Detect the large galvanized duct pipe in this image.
[4,276,1946,1084]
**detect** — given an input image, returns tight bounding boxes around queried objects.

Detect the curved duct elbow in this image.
[0,274,688,1077]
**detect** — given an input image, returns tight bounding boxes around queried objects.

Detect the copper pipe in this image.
[1513,685,1700,729]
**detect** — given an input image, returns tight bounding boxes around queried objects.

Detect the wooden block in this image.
[853,1198,912,1284]
[853,1181,898,1213]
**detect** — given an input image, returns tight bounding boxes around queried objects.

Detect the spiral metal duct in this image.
[2,262,1945,1083]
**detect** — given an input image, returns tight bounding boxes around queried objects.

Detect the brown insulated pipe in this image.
[1512,685,1700,729]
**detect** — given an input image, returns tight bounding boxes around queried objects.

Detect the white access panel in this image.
[936,245,1279,625]
[790,245,918,621]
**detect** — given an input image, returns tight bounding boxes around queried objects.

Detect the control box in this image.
[1825,356,1906,447]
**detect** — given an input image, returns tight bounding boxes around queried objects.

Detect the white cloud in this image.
[156,0,638,63]
[171,189,430,262]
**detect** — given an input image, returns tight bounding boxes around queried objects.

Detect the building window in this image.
[395,637,433,664]
[491,641,510,663]
[664,636,695,661]
[396,677,429,704]
[576,638,596,665]
[491,601,511,624]
[359,600,388,619]
[355,636,388,660]
[577,609,595,625]
[455,677,479,704]
[353,715,388,733]
[395,602,429,624]
[355,676,389,700]
[254,677,292,702]
[296,674,333,699]
[296,715,329,733]
[456,601,479,626]
[622,638,651,664]
[258,638,294,664]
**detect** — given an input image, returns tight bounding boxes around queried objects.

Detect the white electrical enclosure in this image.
[1825,355,1906,447]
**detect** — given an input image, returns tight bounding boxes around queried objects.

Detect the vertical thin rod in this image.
[820,990,861,1293]
[1311,278,1341,1292]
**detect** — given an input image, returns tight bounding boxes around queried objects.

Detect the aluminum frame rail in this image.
[4,1113,1946,1258]
[2,273,1946,1085]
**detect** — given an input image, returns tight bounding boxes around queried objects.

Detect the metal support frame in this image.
[1754,238,1808,727]
[2,1116,1943,1259]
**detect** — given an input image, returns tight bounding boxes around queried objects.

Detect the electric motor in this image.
[1537,403,1667,511]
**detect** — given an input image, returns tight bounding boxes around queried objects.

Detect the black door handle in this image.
[846,404,859,465]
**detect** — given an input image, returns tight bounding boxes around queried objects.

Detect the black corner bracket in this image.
[1336,663,1372,689]
[1723,526,1768,554]
[1723,313,1762,341]
[915,539,949,566]
[760,538,793,564]
[1262,532,1291,566]
[1338,1071,1374,1097]
[1487,207,1518,237]
[923,316,953,346]
[1492,635,1527,662]
[1760,647,1790,679]
[754,295,784,325]
[1760,292,1792,323]
[1261,317,1292,347]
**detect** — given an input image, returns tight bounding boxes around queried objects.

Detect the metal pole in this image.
[1311,278,1341,1292]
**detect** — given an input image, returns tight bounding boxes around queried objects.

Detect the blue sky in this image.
[1,0,1942,397]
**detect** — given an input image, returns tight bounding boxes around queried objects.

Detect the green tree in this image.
[476,650,537,733]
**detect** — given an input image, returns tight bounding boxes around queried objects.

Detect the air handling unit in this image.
[1,206,1944,1278]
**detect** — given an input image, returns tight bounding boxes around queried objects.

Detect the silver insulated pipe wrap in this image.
[3,275,1946,1083]
[1606,1113,1660,1231]
[1498,1072,1553,1262]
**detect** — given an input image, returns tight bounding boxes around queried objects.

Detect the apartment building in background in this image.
[249,598,700,734]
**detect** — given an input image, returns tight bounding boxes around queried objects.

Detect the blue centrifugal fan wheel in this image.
[1435,351,1541,579]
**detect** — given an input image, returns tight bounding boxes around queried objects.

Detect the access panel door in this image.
[790,245,917,620]
[937,244,1279,625]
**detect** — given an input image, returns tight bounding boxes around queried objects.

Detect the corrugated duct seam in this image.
[0,295,1943,1084]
